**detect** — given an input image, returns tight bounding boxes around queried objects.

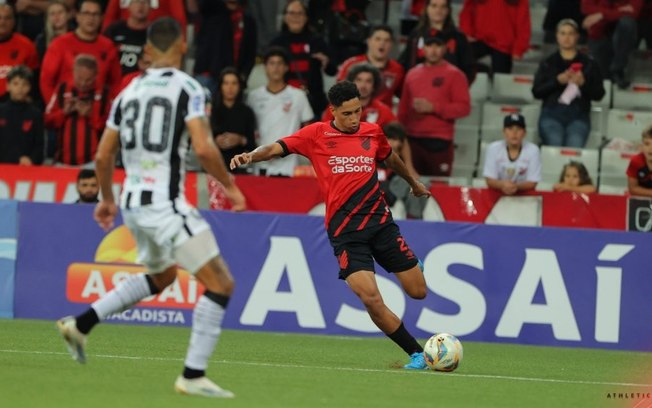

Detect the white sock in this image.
[92,273,154,320]
[184,295,226,371]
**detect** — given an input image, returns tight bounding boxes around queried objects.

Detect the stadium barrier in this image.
[6,201,652,352]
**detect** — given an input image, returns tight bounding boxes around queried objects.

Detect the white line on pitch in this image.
[0,349,650,389]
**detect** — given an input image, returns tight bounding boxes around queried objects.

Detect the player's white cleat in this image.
[56,316,87,364]
[174,376,235,398]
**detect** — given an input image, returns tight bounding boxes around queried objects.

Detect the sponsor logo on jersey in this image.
[327,155,374,174]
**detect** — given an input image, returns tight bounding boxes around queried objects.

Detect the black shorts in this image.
[330,222,419,280]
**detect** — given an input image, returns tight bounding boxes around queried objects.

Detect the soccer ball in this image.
[423,333,463,372]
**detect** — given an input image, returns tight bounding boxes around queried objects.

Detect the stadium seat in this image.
[457,102,482,129]
[597,183,627,195]
[605,109,652,142]
[593,79,612,108]
[453,127,480,168]
[599,148,637,188]
[469,72,490,102]
[613,82,652,111]
[627,50,652,82]
[480,102,540,143]
[539,146,600,184]
[491,73,536,103]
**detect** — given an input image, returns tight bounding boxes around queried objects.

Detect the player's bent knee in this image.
[407,287,427,300]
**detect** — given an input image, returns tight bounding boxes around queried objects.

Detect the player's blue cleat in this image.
[403,352,428,369]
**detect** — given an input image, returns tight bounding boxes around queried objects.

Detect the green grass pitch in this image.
[1,319,651,408]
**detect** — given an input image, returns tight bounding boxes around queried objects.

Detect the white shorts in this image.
[122,199,220,274]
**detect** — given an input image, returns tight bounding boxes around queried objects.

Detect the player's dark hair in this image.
[368,24,393,40]
[346,63,381,95]
[327,81,360,108]
[383,122,407,142]
[77,169,97,182]
[558,161,593,186]
[263,46,290,66]
[7,65,32,83]
[147,17,182,53]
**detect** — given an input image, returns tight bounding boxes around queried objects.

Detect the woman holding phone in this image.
[532,19,605,148]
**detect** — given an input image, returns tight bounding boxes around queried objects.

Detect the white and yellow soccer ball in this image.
[423,333,463,372]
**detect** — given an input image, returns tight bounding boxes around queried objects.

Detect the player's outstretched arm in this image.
[187,117,246,211]
[229,143,285,170]
[384,151,431,197]
[94,127,120,231]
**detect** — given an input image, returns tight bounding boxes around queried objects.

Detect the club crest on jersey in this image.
[366,110,379,124]
[283,102,292,112]
[361,136,371,150]
[22,120,33,132]
[10,50,18,60]
[384,75,394,89]
[432,77,444,87]
[325,140,337,149]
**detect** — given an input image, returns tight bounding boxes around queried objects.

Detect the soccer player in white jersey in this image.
[56,17,246,398]
[483,113,541,195]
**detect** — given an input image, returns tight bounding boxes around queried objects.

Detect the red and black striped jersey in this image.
[279,121,393,237]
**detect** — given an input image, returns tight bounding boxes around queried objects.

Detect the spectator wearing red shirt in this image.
[582,0,643,89]
[0,4,39,99]
[324,64,397,127]
[627,125,652,196]
[459,0,531,75]
[45,54,111,166]
[398,32,470,177]
[101,0,186,33]
[40,0,121,103]
[104,0,150,76]
[337,25,405,108]
[400,0,474,83]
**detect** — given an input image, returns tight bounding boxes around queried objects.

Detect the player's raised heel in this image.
[403,352,428,369]
[56,316,87,364]
[174,376,235,398]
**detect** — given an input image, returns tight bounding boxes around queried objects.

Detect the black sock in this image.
[183,366,205,379]
[75,308,99,335]
[203,290,230,308]
[388,322,423,356]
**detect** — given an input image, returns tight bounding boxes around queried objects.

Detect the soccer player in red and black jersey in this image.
[627,125,652,197]
[231,81,433,369]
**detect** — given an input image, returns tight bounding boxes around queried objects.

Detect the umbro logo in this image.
[325,140,337,149]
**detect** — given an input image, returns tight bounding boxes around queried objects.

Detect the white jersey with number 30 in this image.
[106,67,205,209]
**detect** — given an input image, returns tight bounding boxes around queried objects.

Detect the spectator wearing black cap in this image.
[532,18,604,148]
[398,30,470,177]
[483,113,541,195]
[0,65,44,165]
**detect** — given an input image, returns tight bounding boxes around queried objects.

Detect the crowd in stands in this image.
[1,0,652,216]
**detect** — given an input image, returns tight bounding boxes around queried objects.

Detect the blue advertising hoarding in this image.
[13,201,652,351]
[0,200,18,318]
